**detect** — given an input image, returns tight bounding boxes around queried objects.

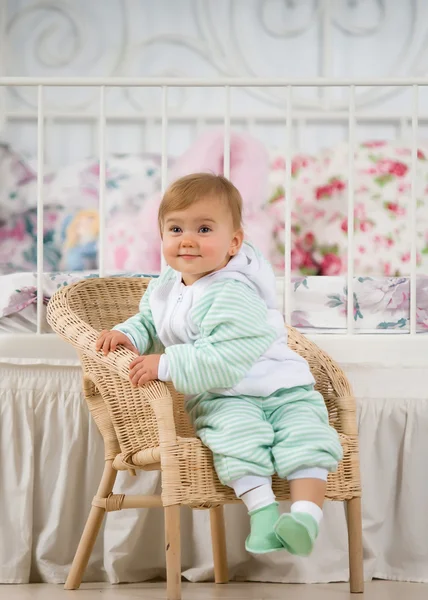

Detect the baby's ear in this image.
[230,229,244,255]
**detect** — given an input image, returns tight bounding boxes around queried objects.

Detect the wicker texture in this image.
[47,276,361,509]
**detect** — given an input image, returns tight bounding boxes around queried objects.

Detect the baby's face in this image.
[162,197,242,285]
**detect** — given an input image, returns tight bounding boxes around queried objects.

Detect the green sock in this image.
[273,512,319,556]
[245,503,284,554]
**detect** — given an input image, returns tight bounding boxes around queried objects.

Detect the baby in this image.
[96,173,343,555]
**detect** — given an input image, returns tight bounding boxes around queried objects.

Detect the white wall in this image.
[1,0,428,164]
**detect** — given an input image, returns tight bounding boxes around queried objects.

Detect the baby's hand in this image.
[129,354,161,387]
[96,330,138,355]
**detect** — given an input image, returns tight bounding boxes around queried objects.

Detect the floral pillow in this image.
[266,141,428,277]
[0,207,63,274]
[0,151,164,274]
[55,154,163,271]
[45,153,162,218]
[0,143,38,221]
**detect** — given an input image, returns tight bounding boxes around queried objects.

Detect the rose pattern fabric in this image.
[266,140,428,277]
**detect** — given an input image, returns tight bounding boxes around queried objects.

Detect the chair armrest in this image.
[287,326,358,438]
[47,285,179,448]
[47,284,141,381]
[318,355,358,438]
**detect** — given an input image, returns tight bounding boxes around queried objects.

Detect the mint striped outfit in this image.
[187,387,340,483]
[114,243,343,486]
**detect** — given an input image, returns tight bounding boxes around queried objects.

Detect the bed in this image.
[1,76,428,586]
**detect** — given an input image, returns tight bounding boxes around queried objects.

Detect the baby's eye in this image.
[199,226,212,234]
[170,226,182,233]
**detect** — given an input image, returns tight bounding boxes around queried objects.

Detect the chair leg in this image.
[64,459,117,590]
[346,497,364,593]
[165,505,181,600]
[209,506,229,584]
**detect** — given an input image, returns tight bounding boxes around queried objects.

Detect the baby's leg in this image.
[188,394,275,482]
[187,395,281,554]
[275,468,328,556]
[230,475,283,554]
[267,386,343,556]
[289,468,328,507]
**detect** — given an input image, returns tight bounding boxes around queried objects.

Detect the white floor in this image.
[0,582,427,600]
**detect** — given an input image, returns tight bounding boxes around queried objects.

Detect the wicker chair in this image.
[47,277,363,599]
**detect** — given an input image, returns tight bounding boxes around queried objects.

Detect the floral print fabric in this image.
[0,149,162,274]
[2,138,428,280]
[266,140,428,277]
[2,271,427,334]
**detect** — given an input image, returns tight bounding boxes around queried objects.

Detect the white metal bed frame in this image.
[0,76,427,366]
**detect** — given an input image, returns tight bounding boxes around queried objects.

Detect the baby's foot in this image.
[273,512,319,556]
[245,503,284,554]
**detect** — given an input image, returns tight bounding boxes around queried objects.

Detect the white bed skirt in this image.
[1,360,427,585]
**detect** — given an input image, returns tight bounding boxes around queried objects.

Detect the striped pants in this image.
[186,385,343,485]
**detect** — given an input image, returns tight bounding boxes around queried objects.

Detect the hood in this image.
[208,242,278,309]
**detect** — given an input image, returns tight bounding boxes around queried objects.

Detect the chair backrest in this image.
[65,276,150,331]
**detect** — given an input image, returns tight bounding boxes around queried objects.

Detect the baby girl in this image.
[96,173,343,555]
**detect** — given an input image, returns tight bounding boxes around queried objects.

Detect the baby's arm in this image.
[160,280,277,395]
[96,278,160,356]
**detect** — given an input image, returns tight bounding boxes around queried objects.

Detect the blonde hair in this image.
[158,173,243,232]
[64,209,99,249]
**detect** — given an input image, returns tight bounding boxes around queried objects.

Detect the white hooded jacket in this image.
[115,242,315,397]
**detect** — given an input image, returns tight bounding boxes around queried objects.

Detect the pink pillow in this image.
[135,130,272,273]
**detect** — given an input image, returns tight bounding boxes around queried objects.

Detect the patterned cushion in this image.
[266,140,428,277]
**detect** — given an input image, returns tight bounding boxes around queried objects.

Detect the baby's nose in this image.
[181,238,195,247]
